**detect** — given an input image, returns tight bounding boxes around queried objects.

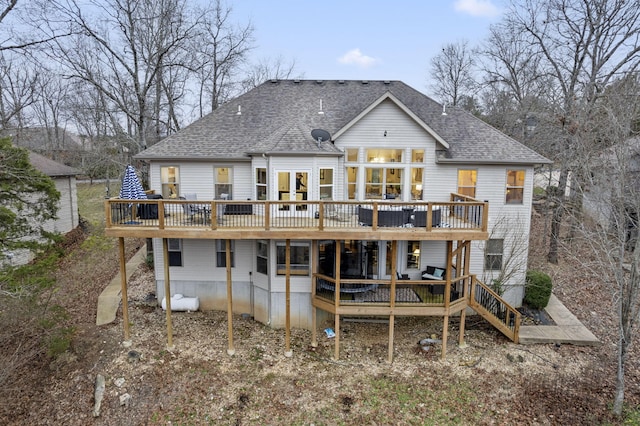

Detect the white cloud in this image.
[454,0,501,17]
[338,48,378,68]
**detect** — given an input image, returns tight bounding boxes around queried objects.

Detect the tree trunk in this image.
[548,167,569,264]
[613,332,626,416]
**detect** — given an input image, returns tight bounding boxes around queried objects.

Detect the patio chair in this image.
[324,203,351,222]
[181,194,209,224]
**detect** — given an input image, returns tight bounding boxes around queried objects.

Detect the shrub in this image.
[524,270,553,309]
[533,186,546,198]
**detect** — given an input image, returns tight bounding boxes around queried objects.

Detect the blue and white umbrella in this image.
[119,165,147,200]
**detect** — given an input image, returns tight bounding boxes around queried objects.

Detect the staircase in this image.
[468,278,520,343]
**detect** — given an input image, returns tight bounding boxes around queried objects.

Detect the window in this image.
[484,239,503,270]
[276,241,310,275]
[407,241,420,269]
[347,166,358,199]
[506,170,525,204]
[411,167,423,200]
[257,240,268,274]
[161,166,180,199]
[216,240,235,267]
[457,169,477,198]
[411,149,424,163]
[256,168,267,200]
[346,148,358,162]
[214,167,233,199]
[366,149,403,163]
[319,168,333,200]
[365,167,402,199]
[167,238,183,267]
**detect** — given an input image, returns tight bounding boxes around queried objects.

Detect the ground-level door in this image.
[276,170,310,214]
[319,240,408,280]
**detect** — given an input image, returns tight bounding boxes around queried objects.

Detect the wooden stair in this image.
[468,279,521,343]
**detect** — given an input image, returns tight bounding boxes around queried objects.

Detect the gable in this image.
[333,93,449,150]
[335,98,441,151]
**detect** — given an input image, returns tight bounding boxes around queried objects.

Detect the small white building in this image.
[5,152,79,266]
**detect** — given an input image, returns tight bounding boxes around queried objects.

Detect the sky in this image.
[231,0,505,97]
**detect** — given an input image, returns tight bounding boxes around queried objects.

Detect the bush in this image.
[524,270,553,309]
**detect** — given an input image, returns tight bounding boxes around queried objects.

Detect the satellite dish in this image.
[311,128,331,144]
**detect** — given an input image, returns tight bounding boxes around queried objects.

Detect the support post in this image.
[459,306,468,348]
[285,239,292,357]
[226,239,235,356]
[311,241,318,348]
[441,315,449,359]
[118,237,130,342]
[162,238,173,348]
[334,313,340,361]
[388,240,397,363]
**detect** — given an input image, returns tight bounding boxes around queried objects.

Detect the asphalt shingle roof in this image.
[136,80,550,165]
[28,151,78,177]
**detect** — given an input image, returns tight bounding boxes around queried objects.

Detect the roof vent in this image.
[293,79,300,84]
[362,80,369,85]
[383,80,391,85]
[318,99,324,115]
[236,105,242,115]
[316,80,323,84]
[270,79,278,84]
[442,104,447,116]
[338,80,345,84]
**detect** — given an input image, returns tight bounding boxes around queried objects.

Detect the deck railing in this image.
[105,198,488,232]
[469,276,521,342]
[313,273,468,308]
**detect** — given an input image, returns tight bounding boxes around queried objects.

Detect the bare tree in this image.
[45,0,198,158]
[0,53,38,130]
[0,0,73,51]
[570,74,640,416]
[192,0,254,115]
[429,39,478,108]
[239,55,300,92]
[498,0,640,264]
[479,214,530,299]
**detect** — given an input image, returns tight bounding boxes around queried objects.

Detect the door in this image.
[374,241,401,279]
[276,170,309,214]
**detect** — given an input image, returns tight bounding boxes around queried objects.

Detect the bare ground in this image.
[0,215,638,425]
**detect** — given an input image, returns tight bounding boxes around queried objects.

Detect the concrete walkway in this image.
[518,294,600,345]
[96,247,147,326]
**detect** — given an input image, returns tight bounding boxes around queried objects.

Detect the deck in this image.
[312,274,469,316]
[104,196,488,240]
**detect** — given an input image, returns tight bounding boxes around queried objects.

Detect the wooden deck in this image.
[104,197,488,241]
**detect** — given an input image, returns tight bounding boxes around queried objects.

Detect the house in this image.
[106,80,550,359]
[5,151,79,266]
[583,136,640,249]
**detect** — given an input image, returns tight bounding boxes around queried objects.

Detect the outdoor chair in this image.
[181,194,209,224]
[324,203,351,222]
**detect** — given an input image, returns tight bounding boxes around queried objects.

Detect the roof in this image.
[28,151,79,177]
[136,80,551,165]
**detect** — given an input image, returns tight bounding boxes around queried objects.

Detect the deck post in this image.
[311,241,318,348]
[118,237,130,342]
[334,313,340,361]
[441,315,449,359]
[226,239,235,355]
[388,315,395,364]
[458,305,467,347]
[388,241,398,363]
[333,240,341,360]
[162,238,174,348]
[285,240,292,357]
